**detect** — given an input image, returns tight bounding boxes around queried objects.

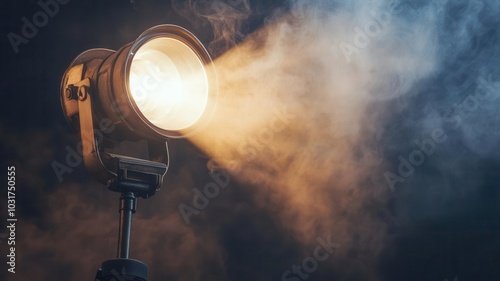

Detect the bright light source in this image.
[61,24,216,143]
[128,37,209,131]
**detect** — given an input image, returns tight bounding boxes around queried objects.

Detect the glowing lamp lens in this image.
[129,37,209,132]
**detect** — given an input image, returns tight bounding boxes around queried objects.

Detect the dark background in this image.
[1,1,500,281]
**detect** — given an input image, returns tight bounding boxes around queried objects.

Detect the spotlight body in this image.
[60,25,216,197]
[62,24,216,140]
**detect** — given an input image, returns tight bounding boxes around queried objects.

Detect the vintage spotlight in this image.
[60,25,216,281]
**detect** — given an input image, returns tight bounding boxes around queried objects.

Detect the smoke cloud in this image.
[179,0,500,279]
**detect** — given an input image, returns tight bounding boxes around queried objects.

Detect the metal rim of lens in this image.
[123,24,216,139]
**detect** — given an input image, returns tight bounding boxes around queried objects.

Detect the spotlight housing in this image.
[60,24,216,198]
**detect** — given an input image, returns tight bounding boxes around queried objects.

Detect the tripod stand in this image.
[94,156,168,281]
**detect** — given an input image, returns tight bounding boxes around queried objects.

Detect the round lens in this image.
[129,37,209,132]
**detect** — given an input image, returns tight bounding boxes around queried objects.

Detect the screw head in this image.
[65,88,73,99]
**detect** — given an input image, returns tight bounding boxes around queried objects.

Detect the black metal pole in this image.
[117,192,137,259]
[96,191,147,281]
